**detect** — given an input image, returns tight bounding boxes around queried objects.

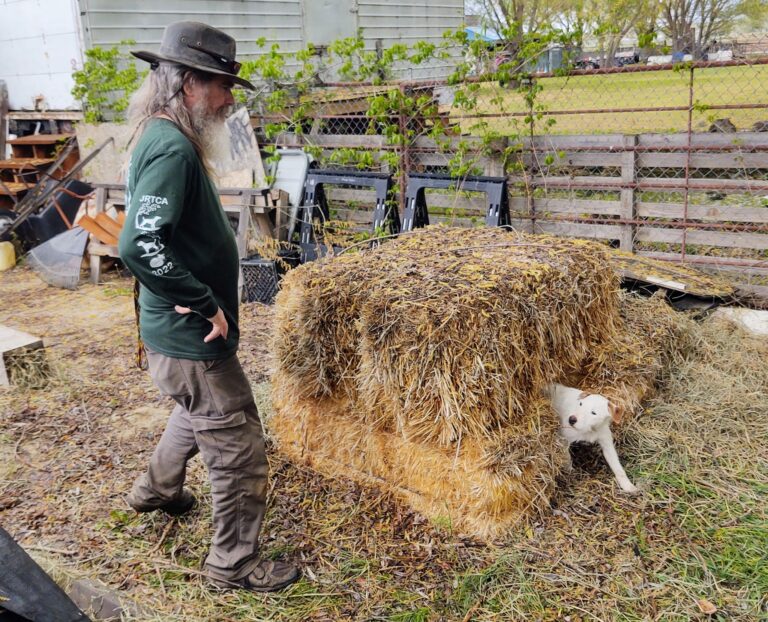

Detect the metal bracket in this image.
[299,170,398,261]
[401,173,510,232]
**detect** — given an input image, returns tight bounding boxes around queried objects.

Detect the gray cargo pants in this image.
[129,349,268,581]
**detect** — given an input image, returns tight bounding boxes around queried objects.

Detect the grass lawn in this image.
[459,64,768,135]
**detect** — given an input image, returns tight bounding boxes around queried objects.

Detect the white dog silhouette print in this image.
[137,239,165,257]
[136,215,162,231]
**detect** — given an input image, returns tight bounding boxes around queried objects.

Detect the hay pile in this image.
[269,226,686,537]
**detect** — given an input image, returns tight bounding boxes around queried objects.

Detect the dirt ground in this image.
[1,264,767,621]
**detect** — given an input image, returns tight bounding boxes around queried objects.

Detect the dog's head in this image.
[567,392,624,432]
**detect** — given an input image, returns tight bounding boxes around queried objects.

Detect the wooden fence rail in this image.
[278,130,768,299]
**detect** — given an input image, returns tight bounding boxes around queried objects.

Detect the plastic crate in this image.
[241,258,280,304]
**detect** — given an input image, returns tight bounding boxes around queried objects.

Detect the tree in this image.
[736,0,768,31]
[588,0,657,66]
[659,0,740,57]
[467,0,567,71]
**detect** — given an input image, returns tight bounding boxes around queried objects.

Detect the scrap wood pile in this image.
[269,226,691,538]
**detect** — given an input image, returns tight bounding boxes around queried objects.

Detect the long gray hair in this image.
[127,63,214,171]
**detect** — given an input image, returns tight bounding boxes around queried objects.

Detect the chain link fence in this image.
[252,40,768,298]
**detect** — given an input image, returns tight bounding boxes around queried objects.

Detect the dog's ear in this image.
[608,401,625,424]
[578,391,590,400]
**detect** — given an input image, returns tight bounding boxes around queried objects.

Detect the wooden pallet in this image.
[7,133,79,180]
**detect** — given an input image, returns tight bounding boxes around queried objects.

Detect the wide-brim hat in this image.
[132,21,255,90]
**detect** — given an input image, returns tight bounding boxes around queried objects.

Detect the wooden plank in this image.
[610,250,736,296]
[0,325,44,387]
[636,226,768,250]
[733,283,768,302]
[637,201,768,223]
[636,152,768,169]
[87,240,119,257]
[94,186,107,214]
[637,177,768,192]
[634,252,768,303]
[619,135,637,251]
[520,175,768,193]
[704,263,768,277]
[413,135,508,152]
[8,133,74,146]
[413,153,496,170]
[0,157,54,170]
[277,133,388,148]
[0,325,43,354]
[510,197,622,216]
[638,132,768,150]
[223,204,253,256]
[509,217,536,233]
[638,250,768,273]
[78,215,118,246]
[90,182,127,192]
[330,187,489,213]
[530,220,624,240]
[520,133,768,156]
[686,256,768,283]
[510,175,622,190]
[8,110,83,121]
[325,187,378,203]
[523,151,624,168]
[312,149,390,164]
[0,182,31,196]
[94,212,122,239]
[527,134,626,150]
[272,189,289,242]
[333,208,375,225]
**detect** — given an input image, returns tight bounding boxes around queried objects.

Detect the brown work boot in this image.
[127,488,196,517]
[209,559,300,593]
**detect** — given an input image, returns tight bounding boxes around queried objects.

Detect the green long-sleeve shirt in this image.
[118,118,239,360]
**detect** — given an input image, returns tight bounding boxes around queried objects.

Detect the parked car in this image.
[615,53,640,66]
[574,59,600,70]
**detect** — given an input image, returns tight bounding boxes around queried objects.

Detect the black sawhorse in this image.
[401,173,510,231]
[299,170,399,261]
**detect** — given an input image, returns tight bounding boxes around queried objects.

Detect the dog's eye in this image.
[579,401,582,406]
[591,410,597,415]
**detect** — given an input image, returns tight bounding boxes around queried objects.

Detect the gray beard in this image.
[190,103,240,178]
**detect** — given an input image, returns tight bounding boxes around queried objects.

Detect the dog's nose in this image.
[568,415,577,426]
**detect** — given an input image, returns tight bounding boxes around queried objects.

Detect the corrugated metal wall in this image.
[358,0,464,79]
[78,0,464,80]
[78,0,304,56]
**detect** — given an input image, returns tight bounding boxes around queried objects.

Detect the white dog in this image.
[546,383,639,494]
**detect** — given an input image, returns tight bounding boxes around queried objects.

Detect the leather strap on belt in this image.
[133,279,148,370]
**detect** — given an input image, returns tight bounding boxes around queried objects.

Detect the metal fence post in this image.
[397,82,409,216]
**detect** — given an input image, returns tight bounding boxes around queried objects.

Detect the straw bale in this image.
[273,226,621,446]
[272,257,365,401]
[575,291,697,419]
[269,227,695,537]
[270,375,568,539]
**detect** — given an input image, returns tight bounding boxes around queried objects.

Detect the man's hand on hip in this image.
[175,305,229,342]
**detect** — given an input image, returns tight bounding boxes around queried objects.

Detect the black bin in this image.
[241,250,299,304]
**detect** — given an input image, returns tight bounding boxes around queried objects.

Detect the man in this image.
[118,21,299,592]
